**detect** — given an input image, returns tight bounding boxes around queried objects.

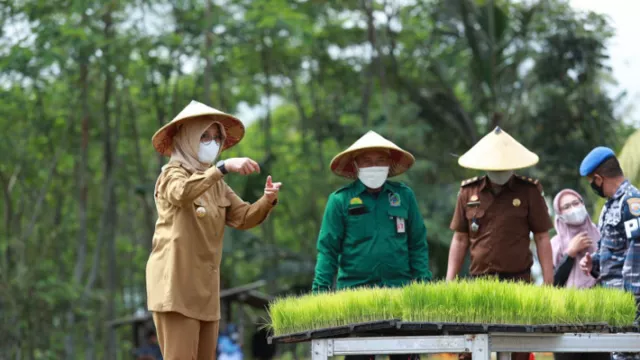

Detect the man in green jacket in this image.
[312,130,432,294]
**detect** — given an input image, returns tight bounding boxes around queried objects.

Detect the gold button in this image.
[196,206,207,218]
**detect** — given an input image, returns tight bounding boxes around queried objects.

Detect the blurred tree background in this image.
[0,0,636,358]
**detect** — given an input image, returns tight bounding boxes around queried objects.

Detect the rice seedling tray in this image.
[268,280,637,341]
[268,319,399,344]
[269,321,633,344]
[396,322,527,334]
[607,325,640,333]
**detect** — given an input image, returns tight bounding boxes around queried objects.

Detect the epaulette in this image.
[461,176,483,187]
[515,175,540,186]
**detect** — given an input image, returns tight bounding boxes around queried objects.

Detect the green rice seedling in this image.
[268,286,403,336]
[598,287,637,326]
[267,279,638,336]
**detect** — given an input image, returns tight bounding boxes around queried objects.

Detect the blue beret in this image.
[579,146,615,176]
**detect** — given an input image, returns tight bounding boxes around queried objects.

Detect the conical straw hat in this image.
[152,100,245,156]
[330,130,415,178]
[458,127,539,171]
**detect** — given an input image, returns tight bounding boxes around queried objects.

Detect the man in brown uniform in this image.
[446,127,554,360]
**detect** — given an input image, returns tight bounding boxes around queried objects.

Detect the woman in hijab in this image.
[146,101,281,360]
[551,189,608,360]
[551,189,598,289]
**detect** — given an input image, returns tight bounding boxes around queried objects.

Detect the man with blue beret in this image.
[579,146,640,360]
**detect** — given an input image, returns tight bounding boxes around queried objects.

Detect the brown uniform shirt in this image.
[449,175,552,276]
[146,161,275,322]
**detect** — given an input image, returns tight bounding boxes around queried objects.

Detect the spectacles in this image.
[201,133,222,145]
[560,199,583,211]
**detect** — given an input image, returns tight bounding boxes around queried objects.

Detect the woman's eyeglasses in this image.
[200,133,222,145]
[560,199,583,211]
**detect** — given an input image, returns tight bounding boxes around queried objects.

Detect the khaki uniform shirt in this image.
[146,161,275,321]
[449,175,552,276]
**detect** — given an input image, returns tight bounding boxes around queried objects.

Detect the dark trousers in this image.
[554,353,611,360]
[345,355,420,360]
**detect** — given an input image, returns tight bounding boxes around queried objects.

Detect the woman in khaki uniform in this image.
[147,100,281,360]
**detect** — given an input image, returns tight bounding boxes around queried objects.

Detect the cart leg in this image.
[312,339,330,360]
[471,334,490,360]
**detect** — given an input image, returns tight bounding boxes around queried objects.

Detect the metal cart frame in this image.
[269,321,640,360]
[310,333,640,360]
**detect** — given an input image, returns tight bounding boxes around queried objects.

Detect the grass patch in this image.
[268,279,637,336]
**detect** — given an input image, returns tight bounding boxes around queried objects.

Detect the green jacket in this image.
[312,179,432,293]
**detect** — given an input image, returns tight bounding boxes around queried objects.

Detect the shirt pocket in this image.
[346,206,374,245]
[193,196,230,221]
[388,207,409,237]
[193,198,211,220]
[465,207,486,236]
[601,235,627,252]
[214,196,231,218]
[387,207,410,257]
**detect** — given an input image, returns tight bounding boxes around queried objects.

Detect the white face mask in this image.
[198,141,221,164]
[560,205,589,225]
[357,166,389,189]
[486,170,513,185]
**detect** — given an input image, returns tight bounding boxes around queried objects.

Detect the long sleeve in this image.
[158,164,224,207]
[622,195,640,296]
[406,187,432,282]
[551,236,573,287]
[224,184,276,230]
[312,194,344,293]
[553,254,575,287]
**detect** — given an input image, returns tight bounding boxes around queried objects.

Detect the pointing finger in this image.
[266,175,272,187]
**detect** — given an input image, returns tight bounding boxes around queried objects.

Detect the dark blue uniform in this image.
[592,180,640,360]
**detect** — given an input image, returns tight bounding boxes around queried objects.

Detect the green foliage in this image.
[268,279,637,336]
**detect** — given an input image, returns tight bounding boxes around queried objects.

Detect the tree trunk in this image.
[152,80,166,173]
[65,21,91,358]
[102,7,118,360]
[260,34,276,293]
[126,92,155,251]
[203,0,213,102]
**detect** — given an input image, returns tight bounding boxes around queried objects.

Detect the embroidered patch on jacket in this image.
[349,197,363,205]
[389,193,401,207]
[627,198,640,217]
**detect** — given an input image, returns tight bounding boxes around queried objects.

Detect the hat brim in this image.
[458,127,539,170]
[152,113,245,157]
[458,154,539,171]
[330,146,415,178]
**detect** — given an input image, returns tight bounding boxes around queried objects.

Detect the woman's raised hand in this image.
[224,158,260,175]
